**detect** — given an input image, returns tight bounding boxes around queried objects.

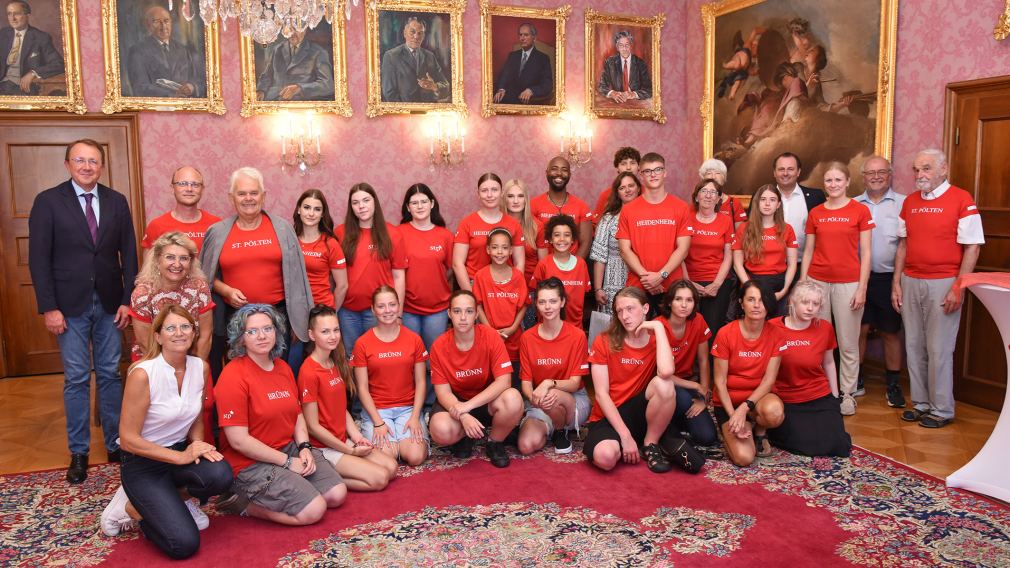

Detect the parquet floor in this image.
[0,372,999,479]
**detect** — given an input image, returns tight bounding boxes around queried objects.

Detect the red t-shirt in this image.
[297,356,349,446]
[141,210,221,251]
[530,256,591,327]
[472,266,528,360]
[530,192,592,225]
[731,223,798,275]
[767,317,835,404]
[805,200,874,283]
[335,224,408,311]
[719,196,748,223]
[351,327,428,409]
[710,320,787,407]
[399,223,454,314]
[591,187,611,226]
[588,332,657,422]
[219,215,284,305]
[657,314,712,379]
[430,324,513,401]
[300,235,346,308]
[900,186,980,279]
[685,213,734,282]
[616,194,693,290]
[519,322,589,388]
[215,356,300,475]
[453,212,525,279]
[521,221,548,282]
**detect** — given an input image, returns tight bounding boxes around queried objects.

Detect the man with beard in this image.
[141,166,220,253]
[529,156,592,258]
[616,152,692,314]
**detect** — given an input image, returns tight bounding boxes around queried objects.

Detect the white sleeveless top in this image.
[133,354,205,447]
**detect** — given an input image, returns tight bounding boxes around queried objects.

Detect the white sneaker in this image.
[100,485,135,537]
[185,499,210,531]
[840,395,857,416]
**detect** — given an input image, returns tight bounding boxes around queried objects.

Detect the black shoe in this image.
[551,429,573,454]
[67,453,88,484]
[106,449,122,463]
[901,408,928,422]
[451,437,475,459]
[486,440,510,468]
[885,383,906,408]
[642,443,672,473]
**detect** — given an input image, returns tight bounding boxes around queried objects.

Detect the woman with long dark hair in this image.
[590,172,641,317]
[731,184,798,317]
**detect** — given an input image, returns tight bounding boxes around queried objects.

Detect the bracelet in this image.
[374,421,386,429]
[282,455,293,469]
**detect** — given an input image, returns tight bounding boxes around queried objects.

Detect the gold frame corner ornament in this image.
[584,8,666,123]
[700,0,897,161]
[479,2,571,118]
[365,0,468,118]
[996,0,1010,40]
[100,0,225,115]
[239,0,352,118]
[0,0,85,113]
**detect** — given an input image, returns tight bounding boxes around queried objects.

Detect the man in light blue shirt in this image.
[855,155,905,408]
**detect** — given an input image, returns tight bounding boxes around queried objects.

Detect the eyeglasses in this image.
[697,189,719,196]
[162,254,191,263]
[172,181,204,189]
[640,167,666,177]
[69,157,101,167]
[862,169,891,177]
[244,325,276,337]
[163,323,194,334]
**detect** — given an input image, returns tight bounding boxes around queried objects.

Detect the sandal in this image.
[900,408,928,422]
[753,433,772,458]
[642,443,672,473]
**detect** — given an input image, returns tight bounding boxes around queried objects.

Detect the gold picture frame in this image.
[700,0,897,193]
[366,0,467,117]
[101,0,224,114]
[0,0,85,113]
[479,1,570,118]
[584,8,665,123]
[996,0,1010,40]
[239,2,351,117]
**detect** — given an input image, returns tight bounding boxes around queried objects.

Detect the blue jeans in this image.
[56,290,123,454]
[402,310,448,408]
[337,307,376,353]
[120,444,233,559]
[673,387,718,446]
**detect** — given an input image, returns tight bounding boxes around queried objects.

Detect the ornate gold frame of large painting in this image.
[996,0,1010,40]
[584,8,665,123]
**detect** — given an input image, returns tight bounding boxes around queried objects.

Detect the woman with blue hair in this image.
[214,304,347,525]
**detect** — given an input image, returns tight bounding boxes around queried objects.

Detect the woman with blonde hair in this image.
[501,178,546,284]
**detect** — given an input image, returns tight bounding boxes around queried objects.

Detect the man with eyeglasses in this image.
[854,156,906,408]
[28,138,139,483]
[141,166,220,252]
[617,152,692,314]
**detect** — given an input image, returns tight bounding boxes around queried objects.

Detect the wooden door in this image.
[0,114,144,377]
[944,76,1010,412]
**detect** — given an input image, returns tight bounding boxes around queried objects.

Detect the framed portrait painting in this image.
[585,8,665,123]
[0,0,85,113]
[366,0,466,117]
[101,0,224,114]
[701,0,898,195]
[479,1,570,117]
[239,11,351,117]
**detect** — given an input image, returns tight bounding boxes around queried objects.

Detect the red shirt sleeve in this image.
[298,359,319,404]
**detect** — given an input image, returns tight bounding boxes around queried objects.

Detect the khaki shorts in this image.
[232,442,343,517]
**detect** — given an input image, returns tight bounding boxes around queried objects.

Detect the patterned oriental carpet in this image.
[3,444,1009,567]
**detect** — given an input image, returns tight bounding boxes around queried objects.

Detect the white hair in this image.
[229,166,264,194]
[698,158,728,180]
[916,148,947,167]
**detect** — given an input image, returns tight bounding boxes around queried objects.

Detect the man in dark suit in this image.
[126,5,204,98]
[28,139,138,484]
[773,151,826,259]
[0,0,64,95]
[380,17,449,103]
[493,22,552,105]
[596,30,651,103]
[256,29,334,101]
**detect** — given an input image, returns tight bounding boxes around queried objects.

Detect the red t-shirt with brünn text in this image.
[399,223,454,314]
[657,314,712,379]
[616,194,693,290]
[336,224,408,311]
[588,332,657,422]
[298,356,349,446]
[731,223,798,275]
[473,266,528,360]
[805,200,874,283]
[300,235,345,308]
[685,213,734,282]
[710,320,787,407]
[430,324,513,401]
[219,215,284,305]
[767,317,835,404]
[141,210,221,251]
[519,322,589,388]
[351,327,428,409]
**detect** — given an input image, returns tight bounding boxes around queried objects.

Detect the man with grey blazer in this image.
[380,17,449,103]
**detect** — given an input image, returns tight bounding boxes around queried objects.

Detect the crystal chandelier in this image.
[171,0,362,44]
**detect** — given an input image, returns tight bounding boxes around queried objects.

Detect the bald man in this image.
[141,166,220,252]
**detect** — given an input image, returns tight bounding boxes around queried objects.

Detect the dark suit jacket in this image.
[380,43,449,103]
[0,25,64,88]
[126,35,205,98]
[799,184,827,211]
[596,54,651,100]
[256,38,334,101]
[28,180,138,317]
[494,46,552,104]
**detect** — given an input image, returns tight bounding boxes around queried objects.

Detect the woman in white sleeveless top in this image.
[99,305,232,559]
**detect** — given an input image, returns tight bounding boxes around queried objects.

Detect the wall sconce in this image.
[278,111,321,175]
[557,112,592,166]
[425,111,465,170]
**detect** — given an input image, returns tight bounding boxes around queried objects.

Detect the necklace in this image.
[547,191,569,209]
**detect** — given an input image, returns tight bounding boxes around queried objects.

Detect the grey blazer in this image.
[380,43,449,103]
[200,211,312,342]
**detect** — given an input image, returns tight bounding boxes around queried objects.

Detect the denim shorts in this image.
[523,388,591,436]
[360,405,430,444]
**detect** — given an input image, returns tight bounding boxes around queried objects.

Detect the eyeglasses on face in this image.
[162,254,191,263]
[69,157,101,167]
[640,167,666,177]
[163,323,194,334]
[244,325,276,337]
[862,169,891,177]
[172,181,204,188]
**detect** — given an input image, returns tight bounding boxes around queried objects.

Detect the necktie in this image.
[7,32,22,66]
[83,193,98,244]
[520,50,529,73]
[622,59,630,92]
[411,49,419,73]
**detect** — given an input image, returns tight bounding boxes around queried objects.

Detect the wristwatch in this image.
[660,271,670,279]
[744,399,756,411]
[297,441,313,451]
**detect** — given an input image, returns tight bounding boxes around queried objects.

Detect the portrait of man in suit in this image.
[256,27,334,102]
[380,15,450,103]
[596,30,652,105]
[0,0,65,96]
[493,21,553,105]
[124,4,205,98]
